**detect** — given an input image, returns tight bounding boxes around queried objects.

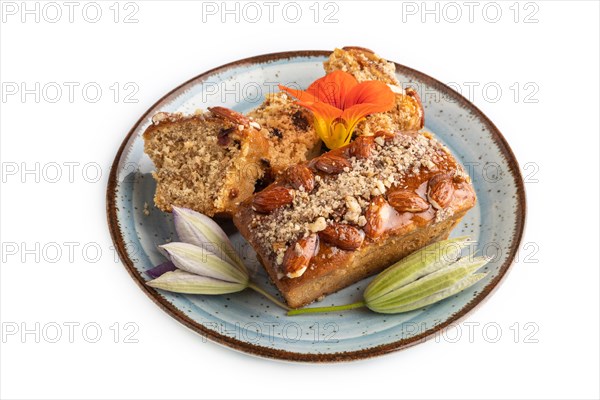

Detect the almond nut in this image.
[208,106,251,126]
[314,154,352,174]
[374,131,396,142]
[151,112,169,124]
[348,136,375,159]
[387,189,430,213]
[364,196,396,239]
[252,186,294,214]
[283,234,319,278]
[427,173,454,210]
[405,87,424,129]
[285,164,315,192]
[453,168,469,183]
[319,223,365,250]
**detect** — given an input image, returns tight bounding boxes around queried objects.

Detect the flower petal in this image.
[306,70,359,108]
[367,256,490,310]
[291,100,343,148]
[278,85,321,104]
[345,80,396,109]
[160,242,248,284]
[280,72,395,150]
[297,100,343,123]
[325,119,352,149]
[279,84,345,120]
[340,102,393,133]
[146,261,177,279]
[364,236,472,301]
[370,273,488,314]
[172,206,245,272]
[340,81,396,126]
[147,270,247,295]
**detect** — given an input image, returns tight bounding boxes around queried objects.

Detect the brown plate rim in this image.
[106,50,527,363]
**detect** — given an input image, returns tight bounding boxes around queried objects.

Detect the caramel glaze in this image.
[235,131,476,283]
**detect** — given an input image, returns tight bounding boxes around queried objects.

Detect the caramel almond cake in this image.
[234,131,476,308]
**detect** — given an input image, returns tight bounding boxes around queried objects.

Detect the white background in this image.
[1,1,599,399]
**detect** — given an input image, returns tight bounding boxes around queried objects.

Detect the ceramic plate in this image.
[106,51,526,362]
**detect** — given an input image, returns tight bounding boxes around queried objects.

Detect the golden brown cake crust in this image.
[324,47,400,85]
[233,131,476,308]
[238,210,466,308]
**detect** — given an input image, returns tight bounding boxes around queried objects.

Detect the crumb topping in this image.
[251,132,459,265]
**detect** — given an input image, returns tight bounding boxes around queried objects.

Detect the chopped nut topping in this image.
[308,216,327,233]
[250,131,461,272]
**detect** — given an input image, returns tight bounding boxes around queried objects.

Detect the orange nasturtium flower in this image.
[279,70,396,149]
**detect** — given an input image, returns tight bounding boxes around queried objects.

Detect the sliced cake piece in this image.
[143,107,269,216]
[356,86,424,136]
[247,92,322,176]
[324,47,400,85]
[234,131,476,308]
[324,47,425,134]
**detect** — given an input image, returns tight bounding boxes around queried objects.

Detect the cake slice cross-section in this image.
[247,92,322,176]
[143,107,269,217]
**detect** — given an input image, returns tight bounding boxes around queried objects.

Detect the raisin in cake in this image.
[234,131,476,308]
